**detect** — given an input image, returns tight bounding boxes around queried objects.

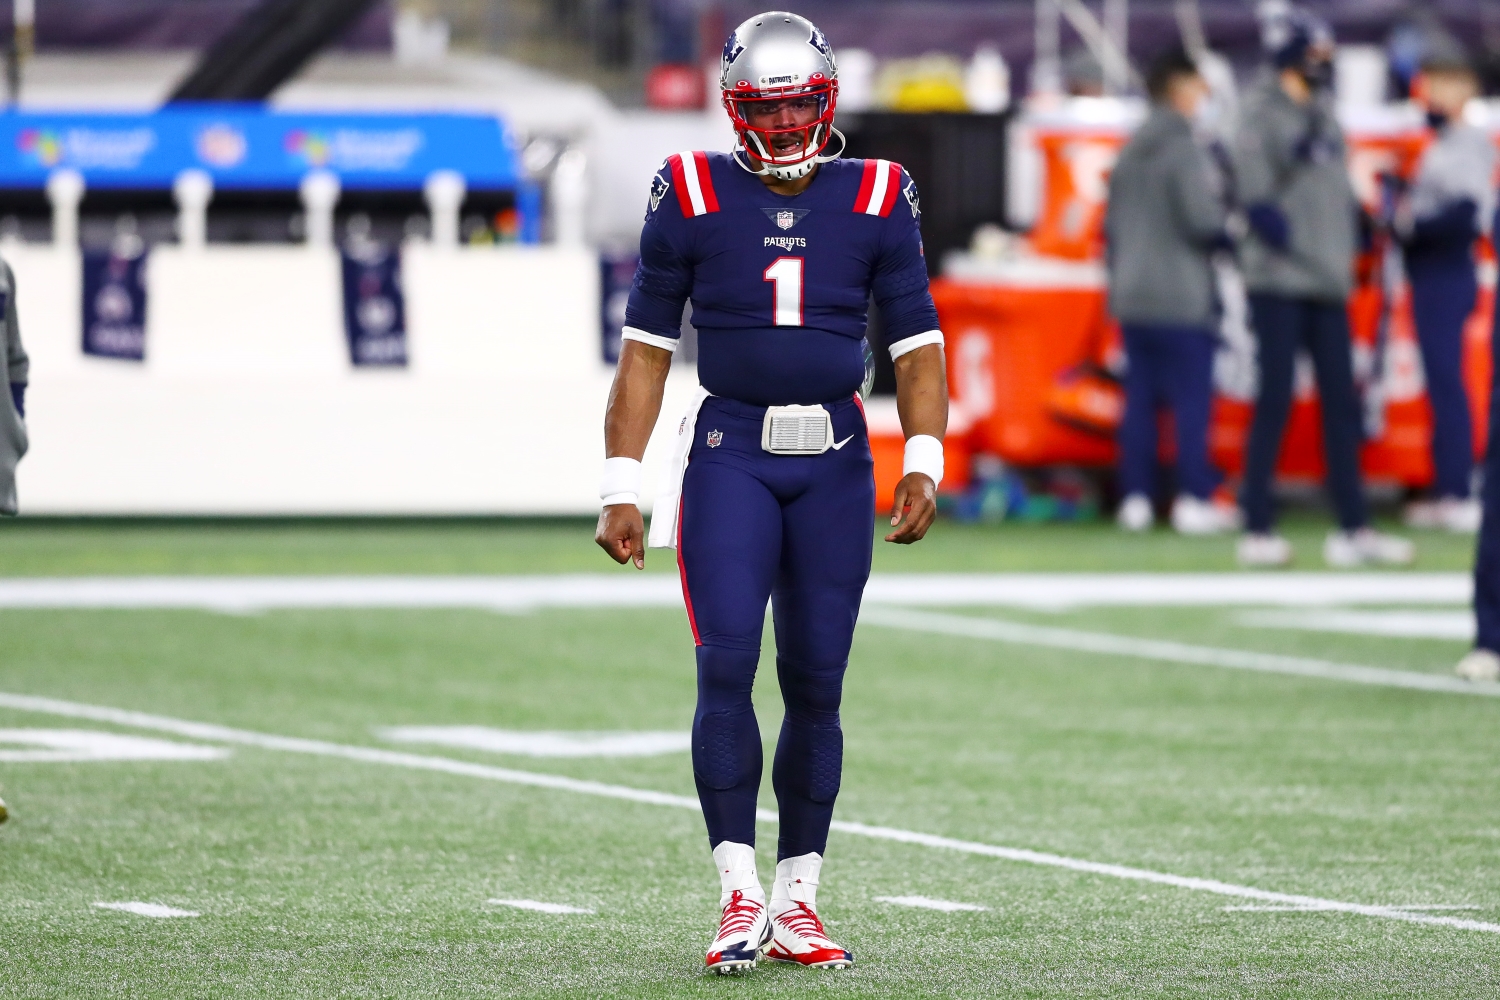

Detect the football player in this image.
[595,11,948,975]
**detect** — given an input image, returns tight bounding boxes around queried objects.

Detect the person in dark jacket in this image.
[1399,54,1494,534]
[1232,7,1412,567]
[0,258,27,516]
[1105,45,1238,535]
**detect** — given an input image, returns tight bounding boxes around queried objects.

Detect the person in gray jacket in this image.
[1105,45,1237,536]
[1233,7,1412,567]
[1,258,28,516]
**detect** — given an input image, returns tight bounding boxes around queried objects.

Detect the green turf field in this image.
[1,518,1497,998]
[0,511,1479,574]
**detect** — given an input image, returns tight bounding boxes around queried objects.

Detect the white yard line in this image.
[1237,609,1475,641]
[0,692,704,814]
[862,573,1471,611]
[1225,904,1484,912]
[0,573,1470,613]
[378,726,690,758]
[487,899,594,915]
[2,691,1496,936]
[859,607,1500,698]
[93,902,199,918]
[875,895,988,912]
[0,728,230,762]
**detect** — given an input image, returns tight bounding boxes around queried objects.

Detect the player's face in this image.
[741,96,823,157]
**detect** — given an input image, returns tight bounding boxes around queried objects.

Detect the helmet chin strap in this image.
[732,127,846,181]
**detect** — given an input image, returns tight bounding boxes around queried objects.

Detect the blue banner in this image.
[82,248,147,361]
[340,244,407,367]
[0,108,517,191]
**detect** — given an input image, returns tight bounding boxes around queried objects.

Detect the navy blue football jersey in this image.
[623,151,943,406]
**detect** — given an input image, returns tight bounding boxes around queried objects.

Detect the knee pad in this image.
[694,644,763,791]
[801,725,843,804]
[775,717,843,804]
[693,708,762,791]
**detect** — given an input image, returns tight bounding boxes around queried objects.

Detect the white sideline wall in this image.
[8,244,695,514]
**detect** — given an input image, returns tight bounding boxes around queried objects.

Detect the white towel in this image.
[647,386,710,549]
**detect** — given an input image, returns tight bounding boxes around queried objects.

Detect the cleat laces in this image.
[717,890,763,938]
[774,901,831,944]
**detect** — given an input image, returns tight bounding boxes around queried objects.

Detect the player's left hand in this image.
[885,472,936,544]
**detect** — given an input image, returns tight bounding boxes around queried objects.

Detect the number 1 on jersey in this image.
[763,256,803,327]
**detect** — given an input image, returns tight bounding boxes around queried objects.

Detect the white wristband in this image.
[902,434,944,488]
[600,456,642,507]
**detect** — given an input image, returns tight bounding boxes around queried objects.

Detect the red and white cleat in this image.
[704,889,771,974]
[765,900,854,969]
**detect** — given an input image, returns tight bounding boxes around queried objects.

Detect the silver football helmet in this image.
[720,12,844,180]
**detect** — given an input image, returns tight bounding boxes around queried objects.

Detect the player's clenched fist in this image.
[595,503,646,569]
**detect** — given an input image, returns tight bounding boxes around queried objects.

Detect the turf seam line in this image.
[859,607,1500,698]
[3,690,1497,936]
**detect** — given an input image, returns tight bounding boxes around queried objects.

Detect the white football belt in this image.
[761,404,834,455]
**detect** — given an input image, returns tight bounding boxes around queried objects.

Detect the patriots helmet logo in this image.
[903,177,921,218]
[707,429,723,448]
[776,210,796,230]
[648,172,671,214]
[721,32,744,70]
[808,26,834,70]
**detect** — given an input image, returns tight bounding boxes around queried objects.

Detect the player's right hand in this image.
[596,504,646,569]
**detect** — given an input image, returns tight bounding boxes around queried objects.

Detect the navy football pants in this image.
[1240,294,1369,533]
[1118,324,1219,502]
[677,395,874,861]
[1410,266,1478,500]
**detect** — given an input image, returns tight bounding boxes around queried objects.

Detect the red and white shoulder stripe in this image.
[667,151,720,217]
[853,158,902,217]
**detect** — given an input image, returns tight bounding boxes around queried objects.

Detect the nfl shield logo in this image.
[775,210,796,230]
[706,429,723,448]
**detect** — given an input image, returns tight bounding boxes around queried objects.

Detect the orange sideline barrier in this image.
[935,273,1495,486]
[933,278,1116,467]
[1028,130,1126,262]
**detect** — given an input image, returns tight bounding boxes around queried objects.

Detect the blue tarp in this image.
[0,107,518,191]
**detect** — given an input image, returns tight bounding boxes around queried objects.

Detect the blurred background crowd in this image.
[1,0,1498,571]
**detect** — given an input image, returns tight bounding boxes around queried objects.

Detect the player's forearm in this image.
[893,344,948,441]
[603,340,674,460]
